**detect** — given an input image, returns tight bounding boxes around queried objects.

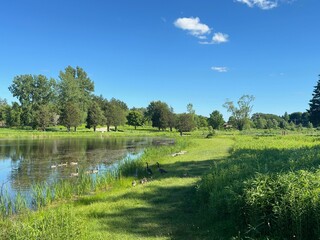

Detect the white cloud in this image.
[174,17,230,45]
[236,0,278,10]
[236,0,294,9]
[211,66,228,73]
[174,17,211,39]
[200,32,229,45]
[212,32,229,44]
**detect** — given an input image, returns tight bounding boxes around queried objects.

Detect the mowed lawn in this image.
[72,136,234,240]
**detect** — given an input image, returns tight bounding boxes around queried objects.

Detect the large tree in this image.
[58,66,94,131]
[308,75,320,127]
[208,110,224,129]
[8,74,56,128]
[146,101,171,131]
[0,98,8,126]
[86,100,105,132]
[104,98,128,131]
[5,102,21,127]
[223,95,255,130]
[175,113,196,136]
[127,110,144,129]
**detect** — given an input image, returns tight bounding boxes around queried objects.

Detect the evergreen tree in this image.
[86,100,105,132]
[308,75,320,127]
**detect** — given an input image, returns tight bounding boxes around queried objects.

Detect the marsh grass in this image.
[198,135,320,239]
[0,136,185,218]
[0,206,88,240]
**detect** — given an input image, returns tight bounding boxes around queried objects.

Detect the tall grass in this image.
[0,136,185,219]
[197,135,320,239]
[0,206,88,239]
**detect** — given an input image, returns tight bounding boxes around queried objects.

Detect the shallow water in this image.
[0,137,170,196]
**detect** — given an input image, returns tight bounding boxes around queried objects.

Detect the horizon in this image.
[1,0,319,118]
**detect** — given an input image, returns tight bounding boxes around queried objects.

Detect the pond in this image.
[0,137,173,198]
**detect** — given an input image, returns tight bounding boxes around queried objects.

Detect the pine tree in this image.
[308,75,320,127]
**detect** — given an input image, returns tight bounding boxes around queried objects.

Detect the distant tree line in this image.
[1,67,320,133]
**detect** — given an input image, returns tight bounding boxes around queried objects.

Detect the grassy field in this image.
[71,136,234,240]
[2,130,320,239]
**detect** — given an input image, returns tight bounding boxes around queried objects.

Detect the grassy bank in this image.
[0,134,234,239]
[0,126,180,139]
[72,136,234,240]
[2,132,320,239]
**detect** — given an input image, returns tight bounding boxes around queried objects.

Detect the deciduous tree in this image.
[223,95,255,130]
[146,101,171,130]
[175,113,196,136]
[58,66,94,131]
[127,110,144,129]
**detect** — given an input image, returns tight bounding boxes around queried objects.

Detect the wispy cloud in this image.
[211,66,228,73]
[236,0,278,9]
[174,17,211,39]
[235,0,294,10]
[174,17,229,44]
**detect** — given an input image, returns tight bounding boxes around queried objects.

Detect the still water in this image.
[0,137,171,196]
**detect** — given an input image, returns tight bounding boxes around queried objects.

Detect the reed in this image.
[0,206,88,239]
[197,135,320,239]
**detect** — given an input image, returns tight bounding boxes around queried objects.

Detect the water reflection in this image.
[0,137,166,194]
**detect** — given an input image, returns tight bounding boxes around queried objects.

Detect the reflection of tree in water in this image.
[0,138,153,191]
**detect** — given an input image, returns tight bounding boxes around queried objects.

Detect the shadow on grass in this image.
[75,157,227,239]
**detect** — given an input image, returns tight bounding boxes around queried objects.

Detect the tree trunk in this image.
[115,125,118,131]
[180,131,183,136]
[74,126,77,132]
[134,125,137,130]
[94,126,96,132]
[107,125,110,132]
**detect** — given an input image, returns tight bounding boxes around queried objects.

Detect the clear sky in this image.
[0,0,319,118]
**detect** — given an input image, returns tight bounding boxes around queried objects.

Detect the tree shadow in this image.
[75,157,226,239]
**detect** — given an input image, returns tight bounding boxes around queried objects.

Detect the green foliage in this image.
[197,135,320,239]
[104,98,128,131]
[58,66,94,131]
[8,74,57,128]
[223,94,255,130]
[208,110,224,129]
[308,75,320,127]
[175,113,196,135]
[0,207,88,240]
[146,101,171,131]
[126,110,144,129]
[86,100,104,131]
[60,101,83,131]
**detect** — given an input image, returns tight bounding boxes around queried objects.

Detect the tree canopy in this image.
[223,95,255,130]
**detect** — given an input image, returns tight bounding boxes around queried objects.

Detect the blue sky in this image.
[0,0,319,118]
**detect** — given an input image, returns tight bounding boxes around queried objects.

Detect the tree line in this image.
[0,66,320,133]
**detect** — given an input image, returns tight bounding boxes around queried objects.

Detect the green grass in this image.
[0,135,231,240]
[197,135,320,239]
[66,136,234,240]
[3,131,320,239]
[0,125,181,139]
